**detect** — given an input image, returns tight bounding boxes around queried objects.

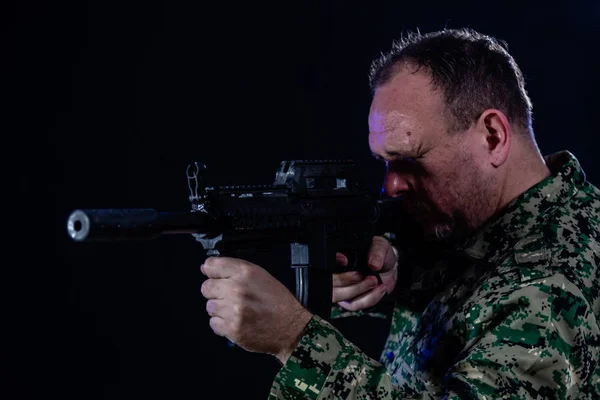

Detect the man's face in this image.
[368,66,495,242]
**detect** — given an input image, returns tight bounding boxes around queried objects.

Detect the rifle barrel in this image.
[66,208,209,242]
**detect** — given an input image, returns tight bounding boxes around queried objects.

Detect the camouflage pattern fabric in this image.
[269,151,600,399]
[330,304,388,320]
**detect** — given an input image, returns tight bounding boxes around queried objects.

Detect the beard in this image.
[404,201,458,244]
[403,164,495,245]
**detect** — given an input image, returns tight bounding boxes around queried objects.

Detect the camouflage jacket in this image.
[269,150,600,399]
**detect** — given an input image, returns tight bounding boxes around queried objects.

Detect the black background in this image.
[7,1,600,399]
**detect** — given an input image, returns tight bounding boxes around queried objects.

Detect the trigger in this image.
[365,270,383,285]
[357,263,383,285]
[373,272,383,285]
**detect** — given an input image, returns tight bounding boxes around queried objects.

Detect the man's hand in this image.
[333,236,398,311]
[200,256,313,364]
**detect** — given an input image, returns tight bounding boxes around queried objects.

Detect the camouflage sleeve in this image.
[268,273,599,399]
[330,303,389,320]
[441,273,599,399]
[268,314,391,400]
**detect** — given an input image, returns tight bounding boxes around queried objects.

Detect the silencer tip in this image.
[67,209,90,241]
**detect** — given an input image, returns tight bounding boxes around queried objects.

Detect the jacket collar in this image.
[458,150,586,263]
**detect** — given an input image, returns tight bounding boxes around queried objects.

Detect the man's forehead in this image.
[368,69,445,156]
[368,117,420,159]
[369,109,415,131]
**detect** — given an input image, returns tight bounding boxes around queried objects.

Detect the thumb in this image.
[368,236,397,272]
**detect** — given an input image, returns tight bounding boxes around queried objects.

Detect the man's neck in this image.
[497,144,551,212]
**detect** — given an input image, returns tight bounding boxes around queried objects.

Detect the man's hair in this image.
[369,28,533,134]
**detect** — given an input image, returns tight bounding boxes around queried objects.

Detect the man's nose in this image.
[382,170,412,198]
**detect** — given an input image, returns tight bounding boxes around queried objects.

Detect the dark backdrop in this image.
[6,1,600,399]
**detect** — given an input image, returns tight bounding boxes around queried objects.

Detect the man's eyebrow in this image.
[371,150,415,161]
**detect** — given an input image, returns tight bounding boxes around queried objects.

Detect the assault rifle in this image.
[66,159,408,321]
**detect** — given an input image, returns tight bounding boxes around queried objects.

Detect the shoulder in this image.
[511,181,600,316]
[547,180,600,272]
[553,180,600,245]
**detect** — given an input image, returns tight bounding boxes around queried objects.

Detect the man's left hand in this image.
[200,256,313,364]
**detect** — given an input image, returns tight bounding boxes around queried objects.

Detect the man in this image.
[200,28,600,398]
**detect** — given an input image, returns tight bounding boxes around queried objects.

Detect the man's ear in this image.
[476,109,511,168]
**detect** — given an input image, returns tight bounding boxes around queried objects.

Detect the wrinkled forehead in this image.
[368,109,415,135]
[368,71,449,156]
[368,113,418,157]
